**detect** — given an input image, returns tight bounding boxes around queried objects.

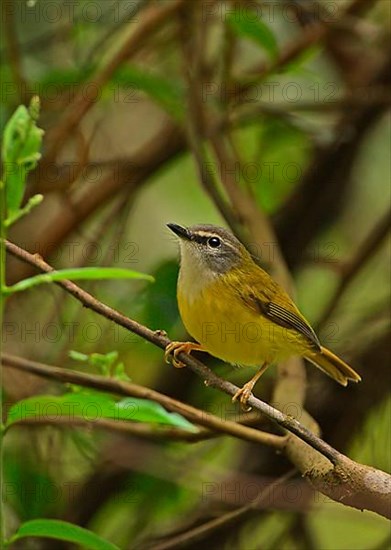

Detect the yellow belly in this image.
[178,281,306,367]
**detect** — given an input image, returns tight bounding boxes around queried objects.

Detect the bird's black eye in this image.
[208,237,221,248]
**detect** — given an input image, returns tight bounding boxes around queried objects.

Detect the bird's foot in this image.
[232,363,268,411]
[164,341,203,368]
[232,381,255,412]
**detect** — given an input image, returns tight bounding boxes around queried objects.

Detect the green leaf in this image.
[6,391,197,432]
[6,393,117,427]
[3,267,154,294]
[8,519,120,550]
[68,350,89,362]
[115,398,197,431]
[112,66,184,119]
[2,96,44,215]
[227,10,278,59]
[88,351,119,371]
[70,350,124,378]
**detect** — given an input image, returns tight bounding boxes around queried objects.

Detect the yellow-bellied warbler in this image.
[166,223,361,407]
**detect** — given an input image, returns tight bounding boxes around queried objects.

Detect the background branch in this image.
[44,0,185,164]
[148,470,296,550]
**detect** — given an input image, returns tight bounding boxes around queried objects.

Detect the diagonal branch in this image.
[3,239,337,462]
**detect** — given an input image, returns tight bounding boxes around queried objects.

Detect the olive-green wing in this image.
[240,287,321,351]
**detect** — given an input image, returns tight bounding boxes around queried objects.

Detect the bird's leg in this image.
[164,341,205,368]
[232,362,269,410]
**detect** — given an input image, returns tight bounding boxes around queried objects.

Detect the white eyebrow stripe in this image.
[195,231,215,238]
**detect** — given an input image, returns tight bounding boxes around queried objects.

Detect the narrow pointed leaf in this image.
[8,519,120,550]
[227,11,278,59]
[6,392,197,432]
[4,267,154,294]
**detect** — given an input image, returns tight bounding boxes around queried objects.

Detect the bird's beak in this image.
[167,223,191,241]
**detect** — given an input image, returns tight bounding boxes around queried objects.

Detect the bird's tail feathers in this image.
[304,346,361,386]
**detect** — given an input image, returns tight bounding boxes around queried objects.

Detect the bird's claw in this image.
[232,383,254,412]
[164,341,197,368]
